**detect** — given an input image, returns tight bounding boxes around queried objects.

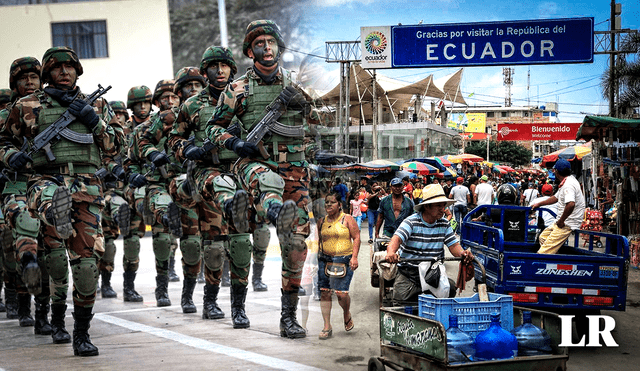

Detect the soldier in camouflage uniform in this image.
[0,87,11,313]
[0,57,51,332]
[1,47,119,356]
[0,88,11,110]
[95,100,130,299]
[169,48,253,328]
[129,80,183,307]
[206,20,318,338]
[119,86,155,303]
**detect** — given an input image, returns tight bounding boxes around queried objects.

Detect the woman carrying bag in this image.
[317,192,361,340]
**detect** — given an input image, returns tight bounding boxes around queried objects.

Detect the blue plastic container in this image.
[511,310,552,356]
[418,293,513,339]
[446,315,475,364]
[475,313,518,361]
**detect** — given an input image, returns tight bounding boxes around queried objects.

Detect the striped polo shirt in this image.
[394,212,459,268]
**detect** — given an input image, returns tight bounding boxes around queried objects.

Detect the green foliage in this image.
[464,141,532,167]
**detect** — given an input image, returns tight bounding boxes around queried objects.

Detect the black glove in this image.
[127,173,147,188]
[8,151,32,170]
[69,99,99,129]
[112,164,126,181]
[183,144,206,161]
[224,137,260,158]
[278,86,301,106]
[147,151,170,167]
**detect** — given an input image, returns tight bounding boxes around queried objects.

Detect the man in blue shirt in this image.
[386,184,474,303]
[375,178,414,238]
[332,177,349,212]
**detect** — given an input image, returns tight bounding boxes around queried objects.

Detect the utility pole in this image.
[503,67,514,107]
[218,0,228,47]
[372,70,378,160]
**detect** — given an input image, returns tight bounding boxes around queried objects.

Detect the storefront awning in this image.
[576,116,640,141]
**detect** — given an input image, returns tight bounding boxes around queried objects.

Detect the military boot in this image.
[168,255,180,282]
[181,277,197,313]
[20,251,41,295]
[0,277,5,312]
[17,293,35,327]
[221,259,231,287]
[202,283,224,319]
[4,286,19,319]
[46,186,73,240]
[100,270,117,298]
[251,263,268,292]
[72,306,99,356]
[230,284,250,329]
[50,303,71,344]
[279,289,306,339]
[123,271,143,302]
[155,275,171,307]
[161,202,183,238]
[267,200,298,237]
[196,261,205,283]
[224,190,250,234]
[115,202,131,236]
[34,300,53,335]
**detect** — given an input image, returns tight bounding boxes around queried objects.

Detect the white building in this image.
[0,0,173,104]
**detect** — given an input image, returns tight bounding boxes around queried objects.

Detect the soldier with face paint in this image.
[206,20,319,339]
[169,47,253,328]
[174,67,206,102]
[0,47,119,356]
[0,57,51,334]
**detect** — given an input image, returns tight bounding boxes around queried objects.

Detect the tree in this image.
[464,141,532,167]
[601,30,640,117]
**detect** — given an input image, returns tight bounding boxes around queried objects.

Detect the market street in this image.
[1,221,640,370]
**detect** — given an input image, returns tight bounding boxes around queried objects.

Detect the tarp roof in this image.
[577,115,640,141]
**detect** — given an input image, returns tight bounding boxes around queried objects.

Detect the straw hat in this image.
[414,184,455,211]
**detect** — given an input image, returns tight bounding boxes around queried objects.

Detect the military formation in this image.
[0,20,321,357]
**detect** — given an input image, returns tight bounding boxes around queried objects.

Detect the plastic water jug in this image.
[446,315,475,363]
[511,311,552,356]
[475,313,518,360]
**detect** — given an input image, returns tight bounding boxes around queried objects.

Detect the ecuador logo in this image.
[365,31,387,55]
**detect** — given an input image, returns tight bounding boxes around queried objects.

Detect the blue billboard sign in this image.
[361,18,593,69]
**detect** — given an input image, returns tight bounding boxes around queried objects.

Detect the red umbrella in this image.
[449,154,484,163]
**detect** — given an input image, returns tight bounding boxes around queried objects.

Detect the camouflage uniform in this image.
[0,57,52,333]
[0,88,11,110]
[206,21,318,339]
[169,49,253,328]
[0,47,119,356]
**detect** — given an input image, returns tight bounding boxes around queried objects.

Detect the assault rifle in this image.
[28,84,112,162]
[245,94,305,159]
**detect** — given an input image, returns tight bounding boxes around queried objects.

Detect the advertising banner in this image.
[449,113,486,133]
[497,123,583,141]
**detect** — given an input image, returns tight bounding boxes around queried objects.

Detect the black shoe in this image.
[18,294,35,327]
[21,252,42,296]
[72,307,99,357]
[279,289,306,339]
[226,190,250,233]
[4,287,19,319]
[251,263,268,292]
[162,202,183,238]
[115,202,131,236]
[155,275,171,307]
[202,283,224,319]
[168,256,180,282]
[34,302,53,335]
[48,186,73,239]
[230,284,250,329]
[268,200,297,238]
[100,271,117,298]
[50,303,71,344]
[123,271,143,302]
[181,278,197,313]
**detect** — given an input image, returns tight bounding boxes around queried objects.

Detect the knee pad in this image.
[152,232,172,262]
[45,248,69,282]
[15,212,40,239]
[123,235,141,262]
[102,238,117,264]
[71,257,99,297]
[257,171,285,196]
[252,224,270,252]
[228,233,252,269]
[290,234,308,253]
[180,236,201,266]
[202,240,225,271]
[212,174,236,194]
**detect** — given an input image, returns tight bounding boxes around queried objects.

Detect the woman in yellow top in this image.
[317,192,360,340]
[413,182,423,204]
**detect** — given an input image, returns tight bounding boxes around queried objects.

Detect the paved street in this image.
[1,220,640,370]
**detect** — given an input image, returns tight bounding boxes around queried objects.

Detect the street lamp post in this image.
[486,127,492,163]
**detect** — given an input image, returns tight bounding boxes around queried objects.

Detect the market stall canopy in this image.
[541,143,592,167]
[313,151,358,165]
[576,115,640,141]
[325,159,400,173]
[404,158,447,172]
[449,153,485,163]
[400,161,440,175]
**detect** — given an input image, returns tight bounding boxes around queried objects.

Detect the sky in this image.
[295,0,640,123]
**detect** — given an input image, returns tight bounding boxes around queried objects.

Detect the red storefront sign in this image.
[497,123,582,141]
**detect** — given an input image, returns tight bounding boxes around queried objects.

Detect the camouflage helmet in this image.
[41,47,83,85]
[126,85,152,109]
[200,46,237,75]
[152,79,175,103]
[242,20,286,58]
[9,57,42,90]
[0,88,11,105]
[110,100,129,119]
[173,67,206,94]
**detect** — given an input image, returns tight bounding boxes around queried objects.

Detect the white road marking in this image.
[95,313,325,371]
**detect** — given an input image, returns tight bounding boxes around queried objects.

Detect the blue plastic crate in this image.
[418,293,513,339]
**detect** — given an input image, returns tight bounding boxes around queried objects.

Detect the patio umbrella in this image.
[497,165,516,172]
[400,161,439,175]
[542,144,591,166]
[493,166,508,175]
[449,153,485,163]
[404,158,446,172]
[433,156,454,168]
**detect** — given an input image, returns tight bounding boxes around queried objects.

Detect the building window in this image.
[487,112,494,118]
[501,111,508,117]
[51,21,108,59]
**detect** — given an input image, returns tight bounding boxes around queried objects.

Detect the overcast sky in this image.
[297,0,640,123]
